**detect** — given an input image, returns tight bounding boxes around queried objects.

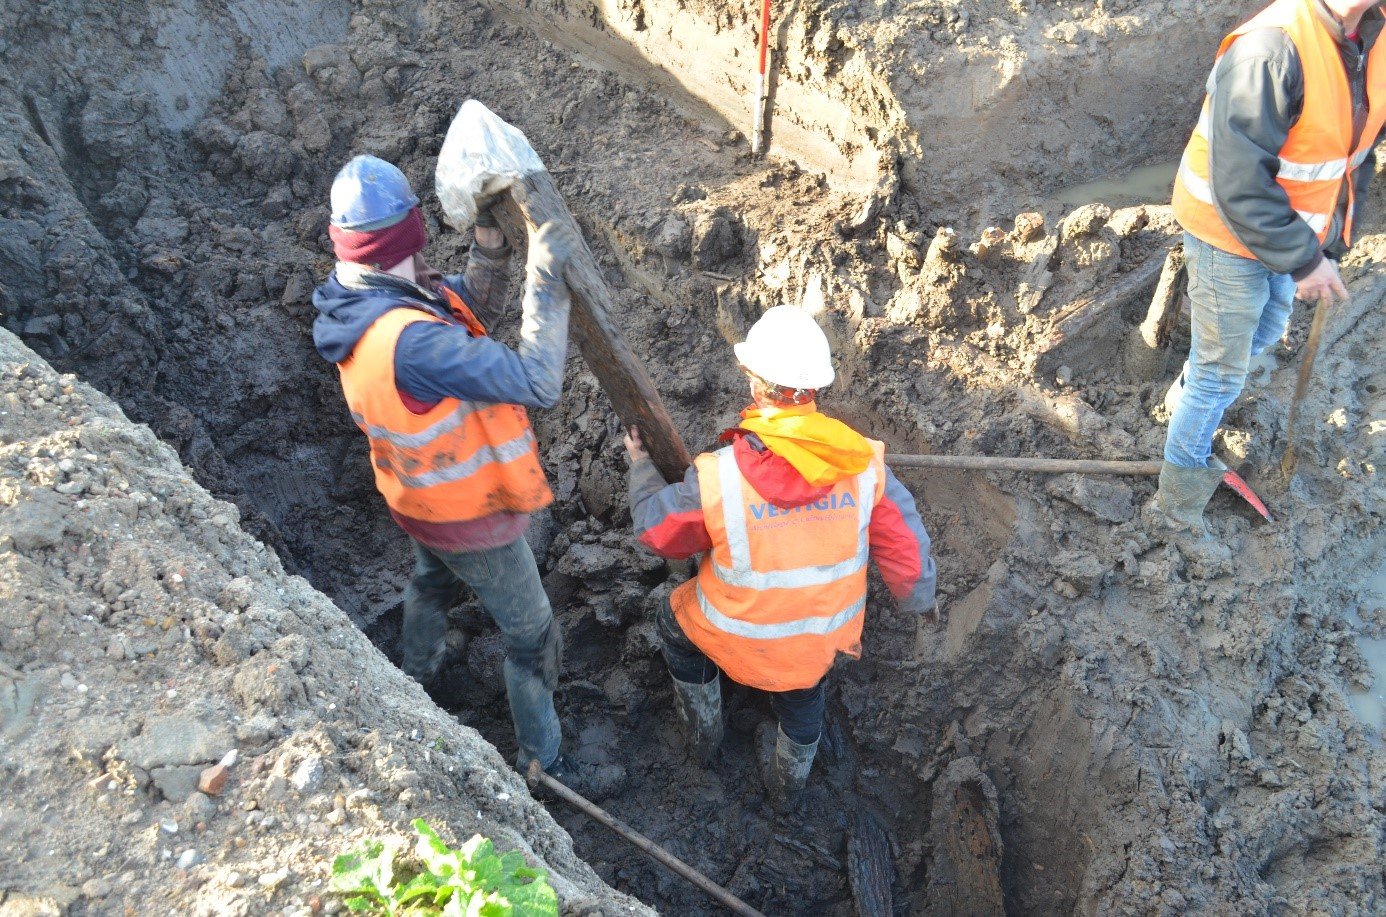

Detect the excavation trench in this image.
[4,0,1383,913]
[350,372,1027,915]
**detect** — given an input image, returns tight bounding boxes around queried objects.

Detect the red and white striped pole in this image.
[750,0,771,155]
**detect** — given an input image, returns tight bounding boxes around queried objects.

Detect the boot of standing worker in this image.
[624,306,938,807]
[1153,0,1383,533]
[311,154,605,793]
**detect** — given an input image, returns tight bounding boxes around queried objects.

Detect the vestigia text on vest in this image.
[748,492,858,520]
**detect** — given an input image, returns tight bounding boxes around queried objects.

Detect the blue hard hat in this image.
[329,155,420,231]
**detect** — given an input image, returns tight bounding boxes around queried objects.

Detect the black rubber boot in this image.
[671,675,723,763]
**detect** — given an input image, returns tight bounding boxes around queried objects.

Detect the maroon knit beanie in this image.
[329,206,427,268]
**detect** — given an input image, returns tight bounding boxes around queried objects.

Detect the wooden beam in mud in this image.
[1125,242,1187,380]
[1139,242,1187,351]
[1034,241,1176,376]
[490,172,693,484]
[848,808,896,917]
[925,757,1005,916]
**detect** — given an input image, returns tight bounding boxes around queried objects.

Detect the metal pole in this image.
[526,763,767,917]
[885,454,1164,476]
[750,0,771,155]
[887,453,1271,519]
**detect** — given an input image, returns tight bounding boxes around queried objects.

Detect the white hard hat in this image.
[733,305,835,390]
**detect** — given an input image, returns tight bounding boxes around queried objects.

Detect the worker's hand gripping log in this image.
[436,100,692,484]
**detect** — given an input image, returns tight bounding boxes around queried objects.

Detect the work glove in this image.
[527,221,579,282]
[475,205,499,229]
[413,254,444,289]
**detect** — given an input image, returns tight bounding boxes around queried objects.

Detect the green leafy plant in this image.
[330,819,558,916]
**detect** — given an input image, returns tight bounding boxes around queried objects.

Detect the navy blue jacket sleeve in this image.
[393,322,563,409]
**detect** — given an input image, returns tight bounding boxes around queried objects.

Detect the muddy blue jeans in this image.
[402,537,562,769]
[1165,233,1297,468]
[655,599,825,745]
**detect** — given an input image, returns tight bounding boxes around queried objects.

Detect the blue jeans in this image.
[402,537,562,769]
[1164,233,1296,468]
[655,598,825,745]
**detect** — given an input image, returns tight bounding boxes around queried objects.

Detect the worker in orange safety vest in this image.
[312,154,597,791]
[623,306,937,809]
[1157,0,1384,533]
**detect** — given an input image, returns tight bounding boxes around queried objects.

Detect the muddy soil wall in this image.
[502,0,1265,224]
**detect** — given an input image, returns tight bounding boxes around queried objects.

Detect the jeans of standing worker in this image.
[1165,232,1296,468]
[655,598,825,745]
[401,536,562,769]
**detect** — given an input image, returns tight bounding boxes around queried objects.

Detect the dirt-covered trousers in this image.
[655,597,825,745]
[402,536,563,769]
[1165,232,1296,468]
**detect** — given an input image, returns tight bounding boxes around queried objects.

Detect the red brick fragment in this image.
[198,764,228,795]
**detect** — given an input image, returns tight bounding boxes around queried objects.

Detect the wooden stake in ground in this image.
[436,101,692,484]
[1130,242,1187,379]
[751,0,773,155]
[1280,296,1332,481]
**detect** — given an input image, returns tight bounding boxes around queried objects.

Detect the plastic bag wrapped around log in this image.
[435,99,545,232]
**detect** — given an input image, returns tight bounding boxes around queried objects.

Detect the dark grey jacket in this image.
[1204,0,1383,278]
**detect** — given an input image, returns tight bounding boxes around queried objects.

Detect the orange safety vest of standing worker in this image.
[670,440,888,692]
[1174,0,1386,257]
[336,289,553,524]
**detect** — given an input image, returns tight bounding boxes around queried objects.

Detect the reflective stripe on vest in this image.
[350,401,477,449]
[377,427,537,489]
[1177,161,1331,234]
[1172,0,1386,257]
[695,588,866,640]
[336,305,553,523]
[709,447,877,592]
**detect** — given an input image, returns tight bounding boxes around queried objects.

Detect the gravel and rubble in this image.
[0,327,650,916]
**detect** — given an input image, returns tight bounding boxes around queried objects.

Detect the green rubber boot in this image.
[670,675,723,763]
[1149,459,1226,532]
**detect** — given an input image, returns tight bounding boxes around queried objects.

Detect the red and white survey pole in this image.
[750,0,771,155]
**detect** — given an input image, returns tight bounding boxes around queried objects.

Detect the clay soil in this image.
[1,0,1383,915]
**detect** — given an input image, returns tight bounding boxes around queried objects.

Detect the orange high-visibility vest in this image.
[336,290,553,523]
[671,440,887,692]
[1174,0,1386,258]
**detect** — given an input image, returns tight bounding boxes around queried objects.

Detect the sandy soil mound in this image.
[0,326,651,915]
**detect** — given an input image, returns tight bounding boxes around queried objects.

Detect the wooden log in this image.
[887,453,1162,476]
[1279,295,1331,481]
[925,757,1005,916]
[848,808,895,917]
[490,172,693,484]
[1139,242,1187,350]
[1035,242,1177,380]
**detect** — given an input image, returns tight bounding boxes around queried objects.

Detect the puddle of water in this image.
[1050,160,1180,211]
[1348,561,1386,734]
